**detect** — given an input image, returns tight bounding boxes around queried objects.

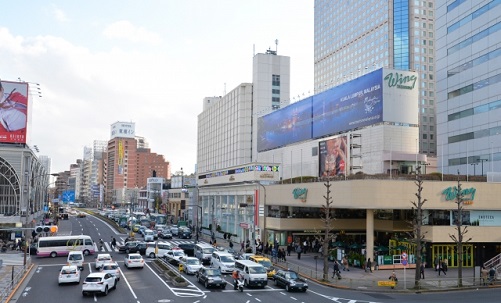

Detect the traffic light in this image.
[34,226,57,234]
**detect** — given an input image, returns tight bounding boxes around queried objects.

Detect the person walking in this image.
[420,262,425,279]
[434,256,440,271]
[240,241,244,252]
[366,258,373,273]
[287,243,292,256]
[332,261,341,279]
[342,256,350,271]
[481,265,489,285]
[110,236,117,250]
[438,259,447,276]
[296,245,302,260]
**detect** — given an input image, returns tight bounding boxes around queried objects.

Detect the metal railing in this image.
[0,264,30,303]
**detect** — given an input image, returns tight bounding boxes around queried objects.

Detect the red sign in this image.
[239,222,249,229]
[0,80,29,144]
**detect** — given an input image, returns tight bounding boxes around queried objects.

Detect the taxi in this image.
[249,255,276,278]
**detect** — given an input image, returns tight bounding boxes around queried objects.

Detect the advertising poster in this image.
[312,69,383,139]
[318,136,348,177]
[0,80,29,143]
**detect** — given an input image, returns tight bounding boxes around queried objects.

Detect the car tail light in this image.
[97,282,104,285]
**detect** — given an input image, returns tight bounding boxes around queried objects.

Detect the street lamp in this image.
[470,163,478,176]
[477,159,488,176]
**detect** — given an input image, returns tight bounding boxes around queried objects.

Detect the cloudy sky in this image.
[1,1,313,175]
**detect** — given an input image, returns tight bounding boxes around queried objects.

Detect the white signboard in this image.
[110,121,135,139]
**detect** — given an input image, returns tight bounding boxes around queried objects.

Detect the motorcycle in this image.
[234,277,244,292]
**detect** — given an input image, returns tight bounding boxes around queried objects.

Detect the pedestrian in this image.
[229,240,234,249]
[434,256,439,271]
[481,265,488,285]
[489,266,496,284]
[366,258,373,273]
[438,259,447,276]
[420,262,425,279]
[342,256,350,271]
[111,236,116,250]
[332,261,341,279]
[99,239,104,251]
[240,241,244,252]
[287,243,292,256]
[389,271,398,289]
[296,245,302,260]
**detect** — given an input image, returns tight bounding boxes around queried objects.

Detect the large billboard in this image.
[312,69,383,139]
[111,121,135,139]
[318,136,348,177]
[0,80,29,144]
[257,98,312,151]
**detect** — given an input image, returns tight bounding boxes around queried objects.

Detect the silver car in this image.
[180,257,202,274]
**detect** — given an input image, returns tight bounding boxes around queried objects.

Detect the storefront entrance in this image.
[432,244,474,268]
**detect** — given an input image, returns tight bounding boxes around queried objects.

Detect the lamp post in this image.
[477,159,488,176]
[470,163,478,176]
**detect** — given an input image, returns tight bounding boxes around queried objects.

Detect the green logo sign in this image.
[292,188,308,202]
[384,72,417,90]
[442,186,476,203]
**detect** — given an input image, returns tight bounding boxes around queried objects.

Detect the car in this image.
[124,253,145,269]
[118,241,149,255]
[145,242,173,258]
[163,248,186,265]
[95,253,113,269]
[178,228,192,239]
[100,262,121,280]
[143,229,155,242]
[67,251,84,271]
[177,243,195,257]
[132,224,141,232]
[29,242,38,255]
[159,228,173,239]
[179,256,202,275]
[210,251,235,274]
[249,255,276,278]
[138,226,147,236]
[58,265,81,285]
[77,212,86,218]
[197,267,226,289]
[272,269,308,292]
[82,272,117,296]
[237,253,254,260]
[170,226,179,236]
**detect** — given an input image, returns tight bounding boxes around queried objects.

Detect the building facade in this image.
[436,0,501,176]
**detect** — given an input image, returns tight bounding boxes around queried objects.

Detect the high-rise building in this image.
[314,0,436,156]
[436,0,501,176]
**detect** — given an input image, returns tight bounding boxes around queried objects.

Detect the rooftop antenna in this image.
[275,39,278,54]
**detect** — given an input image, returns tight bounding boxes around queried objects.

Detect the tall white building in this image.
[436,0,501,176]
[197,50,291,174]
[314,0,437,156]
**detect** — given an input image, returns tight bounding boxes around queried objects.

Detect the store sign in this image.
[384,72,417,90]
[442,186,476,204]
[292,188,308,202]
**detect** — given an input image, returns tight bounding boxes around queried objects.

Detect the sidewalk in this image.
[204,234,497,292]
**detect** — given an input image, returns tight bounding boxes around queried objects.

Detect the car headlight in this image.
[289,280,296,286]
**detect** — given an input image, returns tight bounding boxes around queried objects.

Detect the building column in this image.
[366,209,375,270]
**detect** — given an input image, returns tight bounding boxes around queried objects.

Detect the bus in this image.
[37,235,95,258]
[150,213,167,225]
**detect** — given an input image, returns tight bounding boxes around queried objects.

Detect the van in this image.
[67,251,84,270]
[234,259,267,288]
[143,229,155,242]
[210,251,235,274]
[194,243,215,265]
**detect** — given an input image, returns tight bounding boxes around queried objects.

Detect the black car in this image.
[272,269,308,292]
[159,229,173,239]
[29,242,38,255]
[196,267,226,289]
[177,243,195,257]
[118,241,149,255]
[178,229,192,239]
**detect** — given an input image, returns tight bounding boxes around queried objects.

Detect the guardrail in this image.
[0,263,31,303]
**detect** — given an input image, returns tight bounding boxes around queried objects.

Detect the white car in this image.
[95,253,113,269]
[100,262,121,280]
[124,253,144,269]
[180,257,202,274]
[58,265,81,285]
[163,248,186,265]
[145,241,173,258]
[82,272,117,296]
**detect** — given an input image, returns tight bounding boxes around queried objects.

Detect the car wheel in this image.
[113,279,117,289]
[205,281,209,288]
[303,289,307,292]
[104,286,108,296]
[83,250,90,256]
[197,276,201,284]
[149,252,155,258]
[125,249,130,254]
[244,279,249,287]
[274,279,278,286]
[82,292,86,296]
[221,283,226,289]
[50,252,57,258]
[285,284,290,292]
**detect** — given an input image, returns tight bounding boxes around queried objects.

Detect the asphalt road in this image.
[10,214,501,303]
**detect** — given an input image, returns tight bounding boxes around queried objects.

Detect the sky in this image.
[0,1,314,175]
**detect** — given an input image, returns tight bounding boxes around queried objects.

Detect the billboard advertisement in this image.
[318,136,348,177]
[257,97,312,152]
[382,69,419,125]
[312,69,383,139]
[0,80,29,143]
[111,121,135,139]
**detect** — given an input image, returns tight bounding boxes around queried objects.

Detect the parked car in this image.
[100,262,121,281]
[117,241,149,255]
[58,265,81,285]
[124,253,145,269]
[82,272,117,296]
[95,254,113,269]
[272,269,308,292]
[196,267,226,289]
[177,243,195,257]
[179,256,202,275]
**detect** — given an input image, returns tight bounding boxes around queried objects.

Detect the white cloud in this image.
[102,20,161,45]
[52,5,69,22]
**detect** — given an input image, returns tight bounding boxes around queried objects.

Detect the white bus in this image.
[37,235,95,258]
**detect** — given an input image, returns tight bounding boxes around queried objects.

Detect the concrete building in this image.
[436,0,501,176]
[314,0,437,156]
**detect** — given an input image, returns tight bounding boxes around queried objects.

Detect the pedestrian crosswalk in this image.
[93,239,202,253]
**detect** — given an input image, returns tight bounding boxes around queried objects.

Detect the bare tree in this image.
[448,172,472,287]
[320,177,336,281]
[410,166,427,287]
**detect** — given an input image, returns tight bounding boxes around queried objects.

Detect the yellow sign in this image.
[378,281,396,287]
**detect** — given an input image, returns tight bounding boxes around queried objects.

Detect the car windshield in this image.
[258,260,272,268]
[186,259,200,265]
[249,267,267,274]
[202,248,214,254]
[206,269,221,276]
[287,272,298,279]
[173,251,184,256]
[220,256,235,262]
